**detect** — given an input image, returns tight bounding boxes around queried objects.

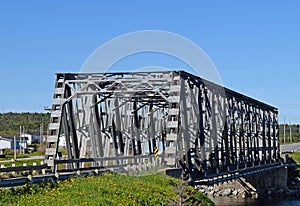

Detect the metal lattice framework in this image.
[45,70,279,180]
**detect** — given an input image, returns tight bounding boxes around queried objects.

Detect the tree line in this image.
[0,112,50,137]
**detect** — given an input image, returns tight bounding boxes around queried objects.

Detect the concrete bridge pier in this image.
[244,167,288,195]
[195,167,289,198]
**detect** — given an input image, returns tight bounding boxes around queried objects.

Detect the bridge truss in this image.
[45,70,280,180]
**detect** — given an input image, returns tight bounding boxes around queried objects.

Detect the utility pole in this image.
[40,123,43,145]
[299,123,300,142]
[23,126,25,154]
[283,117,286,144]
[14,135,16,160]
[19,126,22,155]
[289,119,292,143]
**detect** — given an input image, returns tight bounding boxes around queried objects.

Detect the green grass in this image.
[0,147,44,162]
[287,152,300,184]
[289,152,300,164]
[0,153,30,161]
[0,173,215,206]
[0,159,44,167]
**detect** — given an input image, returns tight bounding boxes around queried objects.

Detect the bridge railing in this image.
[53,154,165,174]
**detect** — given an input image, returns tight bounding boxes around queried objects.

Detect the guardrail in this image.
[54,154,163,173]
[0,169,108,188]
[0,154,163,188]
[0,164,48,173]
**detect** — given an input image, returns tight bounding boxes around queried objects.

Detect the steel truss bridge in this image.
[44,70,280,183]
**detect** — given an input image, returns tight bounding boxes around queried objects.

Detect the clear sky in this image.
[0,1,299,124]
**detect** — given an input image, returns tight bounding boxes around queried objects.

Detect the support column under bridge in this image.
[200,166,288,198]
[45,70,280,181]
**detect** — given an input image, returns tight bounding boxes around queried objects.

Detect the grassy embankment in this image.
[289,152,300,164]
[0,172,215,206]
[288,152,300,183]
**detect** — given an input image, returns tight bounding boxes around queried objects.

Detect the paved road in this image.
[0,155,44,163]
[280,143,300,153]
[17,155,44,161]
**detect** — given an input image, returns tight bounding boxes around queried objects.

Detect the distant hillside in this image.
[0,112,50,136]
[279,124,300,144]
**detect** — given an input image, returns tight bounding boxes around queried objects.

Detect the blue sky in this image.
[0,1,299,123]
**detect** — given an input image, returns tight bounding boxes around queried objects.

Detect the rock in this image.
[232,189,239,196]
[250,191,258,198]
[206,188,212,193]
[208,186,214,191]
[241,193,247,199]
[222,188,232,196]
[241,190,250,199]
[208,190,215,196]
[197,185,208,190]
[198,188,206,193]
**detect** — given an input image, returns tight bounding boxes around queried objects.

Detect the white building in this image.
[0,136,27,153]
[20,133,33,145]
[58,135,66,148]
[0,136,12,149]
